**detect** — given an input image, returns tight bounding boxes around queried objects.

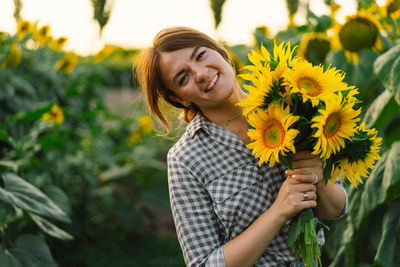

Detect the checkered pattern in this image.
[168,114,348,267]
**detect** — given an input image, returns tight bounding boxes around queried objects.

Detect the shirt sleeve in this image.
[168,151,226,267]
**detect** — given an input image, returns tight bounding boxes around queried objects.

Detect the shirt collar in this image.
[186,113,211,138]
[186,113,253,155]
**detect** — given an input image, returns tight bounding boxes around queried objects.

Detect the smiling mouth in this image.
[205,73,219,93]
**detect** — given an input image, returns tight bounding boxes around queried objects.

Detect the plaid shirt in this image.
[168,113,348,267]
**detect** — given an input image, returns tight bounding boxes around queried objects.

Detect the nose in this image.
[193,65,208,83]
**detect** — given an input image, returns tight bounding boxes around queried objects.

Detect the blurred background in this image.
[0,0,400,266]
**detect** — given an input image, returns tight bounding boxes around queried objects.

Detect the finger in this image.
[300,191,317,201]
[292,159,322,169]
[287,168,321,175]
[299,200,317,210]
[290,173,319,184]
[287,181,316,192]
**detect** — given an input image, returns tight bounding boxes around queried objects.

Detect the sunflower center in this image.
[298,77,321,96]
[387,0,400,14]
[339,17,378,52]
[324,113,341,138]
[305,38,331,65]
[21,24,29,31]
[263,119,285,148]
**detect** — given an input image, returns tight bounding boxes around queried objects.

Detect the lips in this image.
[205,73,219,93]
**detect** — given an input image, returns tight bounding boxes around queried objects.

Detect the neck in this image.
[201,84,247,127]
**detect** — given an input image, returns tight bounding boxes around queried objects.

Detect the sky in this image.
[0,0,376,56]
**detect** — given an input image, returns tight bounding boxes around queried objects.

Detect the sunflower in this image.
[332,10,383,62]
[246,104,299,167]
[42,105,64,124]
[1,42,21,69]
[298,32,331,65]
[93,45,115,63]
[50,37,68,50]
[238,42,297,112]
[331,122,382,187]
[237,67,275,116]
[311,93,361,159]
[283,61,348,107]
[16,20,33,40]
[127,131,141,147]
[55,53,78,74]
[382,0,400,19]
[34,25,52,46]
[138,115,153,134]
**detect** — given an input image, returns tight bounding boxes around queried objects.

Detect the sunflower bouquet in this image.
[237,41,382,267]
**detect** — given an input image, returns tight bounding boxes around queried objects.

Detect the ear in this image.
[169,95,191,108]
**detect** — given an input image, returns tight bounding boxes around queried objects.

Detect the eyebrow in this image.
[173,46,201,86]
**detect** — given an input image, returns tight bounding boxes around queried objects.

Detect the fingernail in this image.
[292,175,296,179]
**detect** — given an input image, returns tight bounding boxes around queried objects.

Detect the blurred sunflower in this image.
[42,105,64,124]
[283,61,347,107]
[93,45,115,63]
[127,131,141,147]
[382,0,400,19]
[298,32,331,65]
[1,42,22,69]
[16,20,33,40]
[50,37,68,50]
[332,10,383,62]
[55,53,78,74]
[246,104,299,167]
[311,93,360,159]
[34,25,52,46]
[332,122,382,187]
[138,115,153,134]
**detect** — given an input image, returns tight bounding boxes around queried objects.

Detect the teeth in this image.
[206,74,218,91]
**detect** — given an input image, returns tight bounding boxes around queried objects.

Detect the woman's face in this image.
[159,46,237,109]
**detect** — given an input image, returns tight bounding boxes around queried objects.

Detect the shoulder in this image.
[167,114,210,165]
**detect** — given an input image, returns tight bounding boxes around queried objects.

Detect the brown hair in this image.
[135,26,233,134]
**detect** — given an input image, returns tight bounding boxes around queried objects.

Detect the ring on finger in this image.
[312,173,318,185]
[303,192,309,201]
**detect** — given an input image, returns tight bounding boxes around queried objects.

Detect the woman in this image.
[136,26,347,267]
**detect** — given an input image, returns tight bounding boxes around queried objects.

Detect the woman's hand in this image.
[287,150,323,189]
[271,151,322,221]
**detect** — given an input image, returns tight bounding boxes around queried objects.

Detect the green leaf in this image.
[0,160,20,172]
[374,44,400,104]
[0,172,71,223]
[287,213,303,247]
[45,186,72,216]
[30,213,73,241]
[383,115,400,148]
[210,0,226,29]
[10,234,57,267]
[382,141,400,203]
[353,49,378,99]
[363,90,400,130]
[351,141,400,229]
[373,198,400,267]
[0,244,23,267]
[280,153,293,170]
[0,126,12,145]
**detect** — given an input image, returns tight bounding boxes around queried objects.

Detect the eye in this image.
[179,73,188,86]
[196,49,206,61]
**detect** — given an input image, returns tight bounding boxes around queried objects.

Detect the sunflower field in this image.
[1,0,400,266]
[0,18,184,267]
